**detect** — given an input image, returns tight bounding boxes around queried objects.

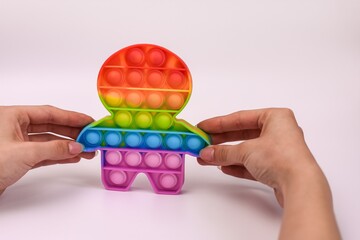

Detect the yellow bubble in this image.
[105,91,123,107]
[114,111,132,128]
[154,112,173,130]
[135,112,153,129]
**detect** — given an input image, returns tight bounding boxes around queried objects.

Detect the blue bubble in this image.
[125,132,143,147]
[145,133,163,149]
[85,131,102,146]
[186,136,204,151]
[105,131,122,147]
[165,134,182,150]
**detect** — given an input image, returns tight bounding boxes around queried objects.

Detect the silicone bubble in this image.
[164,153,182,169]
[135,112,153,129]
[144,133,162,149]
[167,93,184,110]
[125,151,142,167]
[127,70,143,87]
[126,91,143,108]
[147,70,164,87]
[105,151,122,165]
[125,132,143,147]
[148,48,166,66]
[105,131,122,147]
[185,136,205,152]
[76,43,211,195]
[85,131,102,146]
[144,152,162,168]
[126,48,145,66]
[168,71,186,89]
[165,134,183,150]
[109,170,127,185]
[114,111,132,128]
[106,70,123,85]
[146,92,164,109]
[154,112,173,130]
[160,174,178,189]
[105,91,123,107]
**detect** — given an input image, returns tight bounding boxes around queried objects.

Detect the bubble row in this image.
[125,47,166,67]
[83,130,205,152]
[103,69,188,90]
[105,151,183,170]
[107,170,179,190]
[103,90,187,111]
[114,111,173,130]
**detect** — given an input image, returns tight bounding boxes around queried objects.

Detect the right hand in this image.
[197,108,324,206]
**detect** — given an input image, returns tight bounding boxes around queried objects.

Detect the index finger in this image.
[20,105,94,127]
[197,109,267,134]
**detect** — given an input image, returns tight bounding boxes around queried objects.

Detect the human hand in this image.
[197,108,340,239]
[0,105,95,194]
[197,108,323,206]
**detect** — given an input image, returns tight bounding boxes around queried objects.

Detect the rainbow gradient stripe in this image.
[77,44,210,194]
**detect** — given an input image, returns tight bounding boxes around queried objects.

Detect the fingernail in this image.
[69,142,84,154]
[200,147,214,162]
[217,166,222,170]
[95,150,99,156]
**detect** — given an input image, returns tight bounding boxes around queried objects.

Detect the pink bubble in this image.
[105,151,122,165]
[164,153,182,169]
[160,174,178,189]
[125,151,142,166]
[144,152,162,168]
[109,170,127,185]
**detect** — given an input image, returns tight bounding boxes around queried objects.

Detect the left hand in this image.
[0,105,95,194]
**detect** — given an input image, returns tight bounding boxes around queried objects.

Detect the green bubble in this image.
[135,112,153,129]
[155,113,173,130]
[114,111,132,128]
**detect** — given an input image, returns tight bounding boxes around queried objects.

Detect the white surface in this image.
[0,0,359,239]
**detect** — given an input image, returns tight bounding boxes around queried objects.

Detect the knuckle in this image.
[54,141,69,155]
[278,108,295,117]
[216,147,228,164]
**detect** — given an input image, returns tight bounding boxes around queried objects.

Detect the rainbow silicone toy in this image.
[76,44,210,194]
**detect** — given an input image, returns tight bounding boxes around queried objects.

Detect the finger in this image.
[220,165,256,181]
[28,124,83,139]
[199,142,253,166]
[197,157,218,166]
[28,133,72,142]
[79,151,96,159]
[27,135,95,159]
[21,105,93,127]
[32,156,81,168]
[21,141,84,166]
[197,109,268,133]
[210,129,261,144]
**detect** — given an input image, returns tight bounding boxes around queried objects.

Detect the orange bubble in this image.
[166,93,184,110]
[106,70,123,85]
[126,48,144,66]
[168,71,186,89]
[148,48,165,66]
[127,70,143,86]
[147,70,164,87]
[126,91,143,108]
[146,92,164,109]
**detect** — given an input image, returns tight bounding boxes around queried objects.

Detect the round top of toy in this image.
[97,44,192,116]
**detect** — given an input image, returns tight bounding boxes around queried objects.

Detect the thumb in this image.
[199,143,249,166]
[21,140,84,165]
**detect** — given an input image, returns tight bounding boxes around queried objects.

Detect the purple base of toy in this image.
[100,147,185,194]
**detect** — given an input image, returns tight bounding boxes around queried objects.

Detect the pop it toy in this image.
[77,44,210,194]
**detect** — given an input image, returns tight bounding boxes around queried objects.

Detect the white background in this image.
[0,0,359,239]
